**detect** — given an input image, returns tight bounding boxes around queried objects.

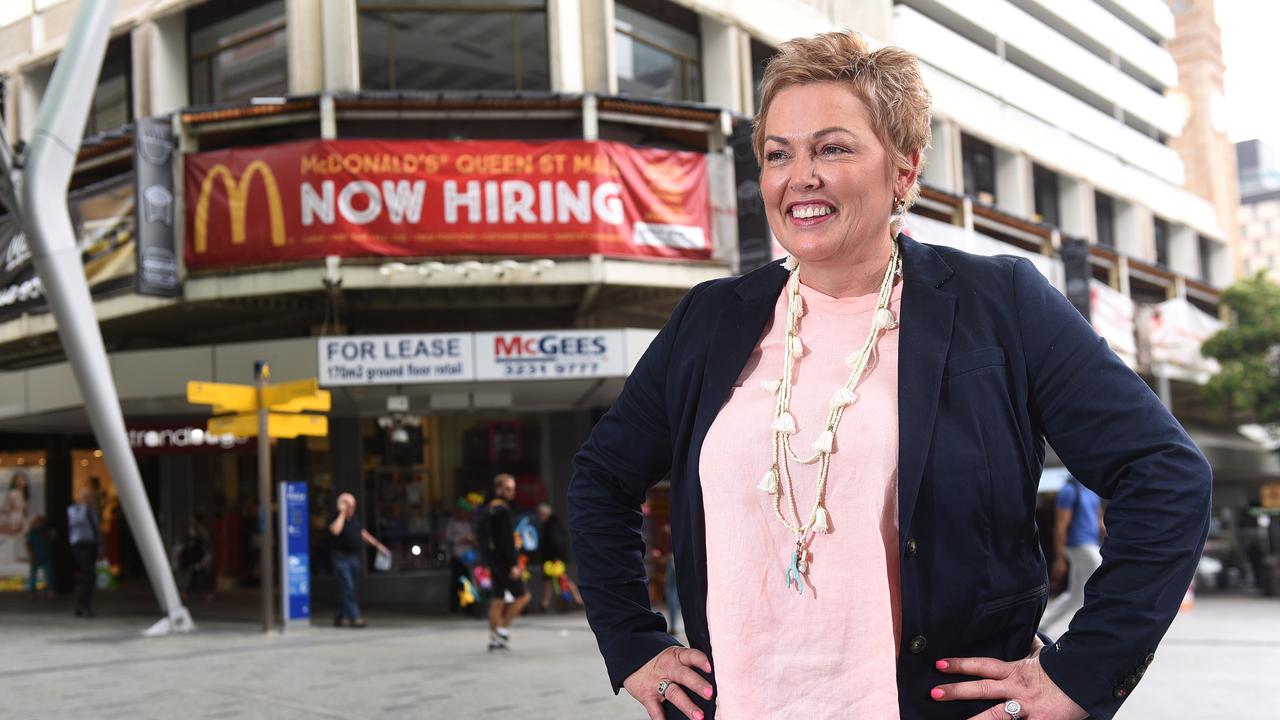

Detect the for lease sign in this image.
[473,330,625,381]
[318,333,473,386]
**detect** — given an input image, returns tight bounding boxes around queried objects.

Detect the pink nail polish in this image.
[694,713,704,720]
[704,663,712,672]
[930,688,945,700]
[703,687,713,699]
[935,660,949,670]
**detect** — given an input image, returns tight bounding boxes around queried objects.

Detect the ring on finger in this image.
[1004,699,1023,719]
[657,679,671,698]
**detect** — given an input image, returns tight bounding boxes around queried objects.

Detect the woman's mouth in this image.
[787,202,837,226]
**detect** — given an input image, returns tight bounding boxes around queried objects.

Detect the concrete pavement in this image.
[1,590,1275,718]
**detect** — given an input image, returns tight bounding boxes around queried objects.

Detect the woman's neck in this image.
[796,234,895,298]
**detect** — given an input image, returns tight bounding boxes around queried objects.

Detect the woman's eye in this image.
[766,150,788,162]
[820,145,848,156]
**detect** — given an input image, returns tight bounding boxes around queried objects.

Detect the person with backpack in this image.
[480,473,531,651]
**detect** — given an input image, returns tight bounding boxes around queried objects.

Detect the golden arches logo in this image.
[193,160,286,253]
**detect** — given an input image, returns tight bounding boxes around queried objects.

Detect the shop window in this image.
[1153,217,1170,267]
[84,35,133,137]
[1198,235,1214,281]
[188,0,288,106]
[1032,164,1060,227]
[750,38,775,113]
[358,0,549,92]
[1095,191,1116,248]
[362,416,443,571]
[961,133,996,205]
[615,1,702,102]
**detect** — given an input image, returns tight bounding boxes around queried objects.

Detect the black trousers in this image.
[72,541,97,613]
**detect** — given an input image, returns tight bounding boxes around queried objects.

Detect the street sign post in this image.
[279,481,311,629]
[186,363,329,632]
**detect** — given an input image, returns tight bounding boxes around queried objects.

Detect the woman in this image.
[1,473,29,535]
[568,31,1210,720]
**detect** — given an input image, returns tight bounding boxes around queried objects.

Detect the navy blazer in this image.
[569,236,1211,719]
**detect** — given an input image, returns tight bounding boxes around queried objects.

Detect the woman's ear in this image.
[897,149,922,196]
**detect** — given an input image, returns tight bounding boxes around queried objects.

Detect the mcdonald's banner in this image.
[184,139,712,270]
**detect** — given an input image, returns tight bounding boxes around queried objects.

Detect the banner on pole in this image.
[279,481,310,627]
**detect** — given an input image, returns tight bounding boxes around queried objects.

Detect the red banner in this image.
[184,139,711,269]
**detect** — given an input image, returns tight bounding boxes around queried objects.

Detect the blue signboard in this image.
[279,482,310,626]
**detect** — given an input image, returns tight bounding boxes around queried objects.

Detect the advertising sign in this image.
[134,116,180,297]
[318,333,473,386]
[185,139,711,269]
[279,481,310,626]
[474,329,626,381]
[0,467,46,591]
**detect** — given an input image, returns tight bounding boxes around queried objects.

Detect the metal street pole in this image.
[256,360,274,633]
[15,0,192,636]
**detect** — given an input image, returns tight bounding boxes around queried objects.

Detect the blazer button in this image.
[1123,675,1139,690]
[1113,687,1128,699]
[909,635,927,654]
[1145,653,1155,665]
[906,538,918,556]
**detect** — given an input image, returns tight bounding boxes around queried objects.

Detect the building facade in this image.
[0,0,1261,605]
[1237,139,1280,278]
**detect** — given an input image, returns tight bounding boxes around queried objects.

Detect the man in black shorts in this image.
[483,473,531,651]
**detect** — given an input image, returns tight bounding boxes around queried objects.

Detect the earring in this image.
[892,195,906,215]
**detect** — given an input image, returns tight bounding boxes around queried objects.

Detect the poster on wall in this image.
[134,116,181,297]
[0,467,47,591]
[185,139,712,270]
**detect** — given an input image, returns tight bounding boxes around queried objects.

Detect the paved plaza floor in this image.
[1,590,1276,718]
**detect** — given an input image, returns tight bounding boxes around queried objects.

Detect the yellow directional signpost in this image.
[187,362,329,632]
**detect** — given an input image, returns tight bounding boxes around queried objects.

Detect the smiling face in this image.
[760,82,916,268]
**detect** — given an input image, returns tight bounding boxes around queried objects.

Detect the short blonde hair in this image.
[493,473,515,490]
[752,31,932,211]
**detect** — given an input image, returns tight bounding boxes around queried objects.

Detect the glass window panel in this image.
[359,8,549,91]
[189,0,287,105]
[617,34,687,100]
[1095,192,1115,248]
[615,5,698,58]
[961,134,996,200]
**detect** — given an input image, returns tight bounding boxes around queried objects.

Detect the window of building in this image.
[1032,164,1060,226]
[188,0,288,106]
[358,0,549,92]
[1153,217,1170,267]
[84,35,132,137]
[615,1,702,102]
[750,39,775,113]
[1095,191,1116,248]
[1198,235,1214,281]
[961,133,996,205]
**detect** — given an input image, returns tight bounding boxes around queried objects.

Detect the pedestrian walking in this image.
[537,503,583,612]
[176,514,215,602]
[328,492,389,628]
[481,473,531,651]
[67,488,100,618]
[25,514,54,597]
[568,30,1211,720]
[1039,476,1105,639]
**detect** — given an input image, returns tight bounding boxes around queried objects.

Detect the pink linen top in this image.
[699,278,903,718]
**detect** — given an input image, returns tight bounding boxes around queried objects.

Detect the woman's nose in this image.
[788,157,820,192]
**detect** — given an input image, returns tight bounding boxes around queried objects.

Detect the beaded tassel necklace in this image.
[759,239,902,595]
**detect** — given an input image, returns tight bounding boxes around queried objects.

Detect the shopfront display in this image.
[0,451,47,591]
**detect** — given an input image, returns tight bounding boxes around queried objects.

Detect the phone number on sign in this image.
[501,361,602,377]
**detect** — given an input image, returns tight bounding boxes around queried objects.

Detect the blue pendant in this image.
[785,550,805,595]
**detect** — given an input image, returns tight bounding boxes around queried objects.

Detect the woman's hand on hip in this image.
[930,646,1087,720]
[623,646,714,720]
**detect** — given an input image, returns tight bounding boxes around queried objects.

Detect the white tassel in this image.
[844,350,863,370]
[811,430,835,453]
[783,256,799,271]
[771,412,797,434]
[811,505,830,533]
[760,378,781,395]
[789,294,805,317]
[830,387,858,407]
[758,468,779,494]
[874,307,897,330]
[789,335,805,357]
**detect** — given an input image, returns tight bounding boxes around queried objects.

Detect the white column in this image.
[700,15,745,115]
[1168,223,1199,278]
[18,65,51,142]
[321,0,360,92]
[548,0,585,93]
[1058,176,1095,242]
[581,0,616,94]
[287,0,324,95]
[922,117,961,194]
[142,13,188,117]
[1115,200,1151,261]
[994,148,1032,218]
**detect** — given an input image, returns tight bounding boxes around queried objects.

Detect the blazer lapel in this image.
[684,262,786,645]
[896,236,956,550]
